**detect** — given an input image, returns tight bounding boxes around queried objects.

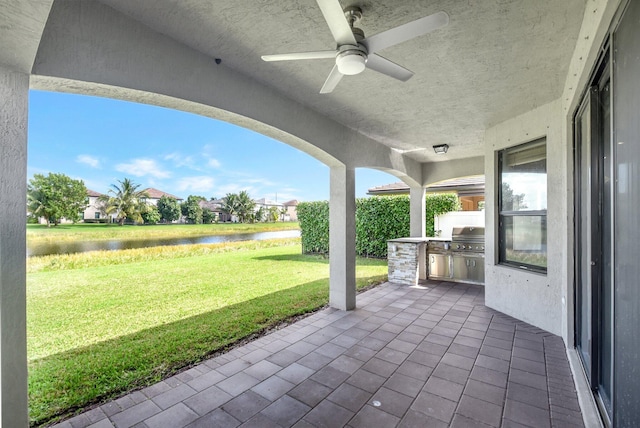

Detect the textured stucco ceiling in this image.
[94,0,586,163]
[2,0,586,165]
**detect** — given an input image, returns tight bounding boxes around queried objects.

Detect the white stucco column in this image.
[0,67,29,427]
[329,165,356,311]
[410,186,427,280]
[409,187,426,237]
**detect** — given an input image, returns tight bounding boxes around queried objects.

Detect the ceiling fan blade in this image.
[320,64,344,94]
[316,0,357,46]
[366,54,414,82]
[362,11,449,54]
[261,51,336,62]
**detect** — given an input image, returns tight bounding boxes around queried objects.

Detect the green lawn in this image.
[27,239,387,426]
[27,221,299,244]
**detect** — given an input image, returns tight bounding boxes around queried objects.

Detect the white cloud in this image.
[207,158,221,168]
[76,154,100,168]
[115,158,171,179]
[176,176,215,193]
[215,183,257,197]
[165,152,197,169]
[241,177,276,186]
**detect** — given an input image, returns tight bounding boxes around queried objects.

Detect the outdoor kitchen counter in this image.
[387,237,448,286]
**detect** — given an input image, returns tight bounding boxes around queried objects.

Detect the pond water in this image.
[27,229,301,257]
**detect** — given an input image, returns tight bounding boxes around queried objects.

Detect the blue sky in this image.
[27,90,398,202]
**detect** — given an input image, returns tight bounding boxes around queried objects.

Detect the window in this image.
[498,138,547,272]
[95,212,101,219]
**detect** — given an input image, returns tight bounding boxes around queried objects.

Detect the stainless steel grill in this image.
[452,226,485,253]
[450,226,485,284]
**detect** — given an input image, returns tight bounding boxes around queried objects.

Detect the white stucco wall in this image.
[0,65,29,428]
[484,0,624,343]
[484,100,565,336]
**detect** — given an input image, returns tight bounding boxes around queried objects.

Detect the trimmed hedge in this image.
[297,201,329,254]
[298,194,459,258]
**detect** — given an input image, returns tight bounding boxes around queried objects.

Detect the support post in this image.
[329,165,356,310]
[410,186,427,280]
[0,66,29,427]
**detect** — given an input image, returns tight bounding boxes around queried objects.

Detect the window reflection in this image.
[498,138,547,272]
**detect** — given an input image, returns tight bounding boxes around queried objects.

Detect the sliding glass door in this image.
[574,54,613,422]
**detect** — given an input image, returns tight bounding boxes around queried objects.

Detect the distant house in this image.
[140,188,183,206]
[83,187,183,223]
[282,200,298,221]
[367,175,485,211]
[198,199,235,223]
[82,189,105,222]
[254,198,298,222]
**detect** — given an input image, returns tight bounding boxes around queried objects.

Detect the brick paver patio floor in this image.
[53,281,584,428]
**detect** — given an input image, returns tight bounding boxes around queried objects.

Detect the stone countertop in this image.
[388,237,451,243]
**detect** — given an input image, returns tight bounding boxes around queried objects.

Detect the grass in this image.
[26,222,299,244]
[27,239,387,426]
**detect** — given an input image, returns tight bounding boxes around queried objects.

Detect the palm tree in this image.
[98,178,149,225]
[236,190,256,223]
[222,193,240,222]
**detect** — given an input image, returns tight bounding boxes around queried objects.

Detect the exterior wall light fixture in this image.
[433,144,449,154]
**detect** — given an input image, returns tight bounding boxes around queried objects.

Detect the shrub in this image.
[297,201,329,254]
[298,193,459,258]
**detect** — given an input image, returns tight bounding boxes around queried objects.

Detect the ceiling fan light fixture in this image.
[433,144,449,154]
[336,51,367,75]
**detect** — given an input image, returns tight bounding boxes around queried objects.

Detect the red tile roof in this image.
[142,188,183,200]
[86,189,103,197]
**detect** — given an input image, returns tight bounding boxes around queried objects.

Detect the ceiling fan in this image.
[261,0,449,94]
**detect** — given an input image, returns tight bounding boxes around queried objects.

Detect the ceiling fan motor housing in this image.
[336,44,368,75]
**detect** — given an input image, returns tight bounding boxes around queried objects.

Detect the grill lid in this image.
[452,226,485,243]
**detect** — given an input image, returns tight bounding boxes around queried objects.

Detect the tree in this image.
[27,173,88,227]
[501,182,527,211]
[141,205,161,224]
[157,195,181,223]
[181,195,205,224]
[98,178,149,225]
[267,206,279,222]
[236,190,256,223]
[202,208,216,224]
[255,206,266,223]
[222,193,239,222]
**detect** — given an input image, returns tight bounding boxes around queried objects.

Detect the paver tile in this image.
[346,368,388,393]
[216,372,261,397]
[370,387,413,418]
[399,409,449,428]
[110,401,161,428]
[384,372,425,398]
[287,379,333,407]
[260,395,310,427]
[326,383,372,412]
[302,399,354,428]
[504,399,551,428]
[184,409,240,428]
[412,391,457,423]
[244,360,282,381]
[463,379,505,406]
[276,362,316,385]
[183,385,233,416]
[151,383,197,410]
[220,390,271,422]
[349,404,400,428]
[456,394,502,427]
[252,376,296,401]
[144,403,198,428]
[423,376,464,402]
